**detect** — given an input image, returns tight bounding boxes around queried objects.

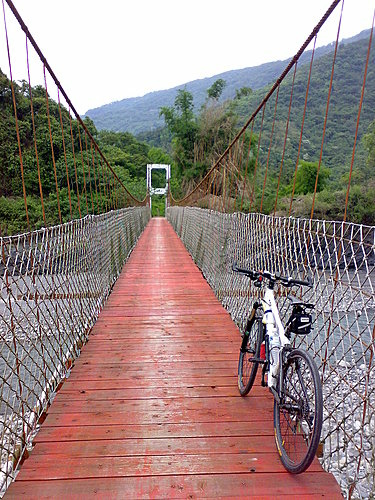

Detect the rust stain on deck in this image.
[6,218,342,498]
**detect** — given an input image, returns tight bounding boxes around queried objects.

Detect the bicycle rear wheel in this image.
[238,316,263,396]
[274,348,323,473]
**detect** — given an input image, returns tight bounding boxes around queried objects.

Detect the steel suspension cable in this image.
[273,63,297,215]
[343,8,375,223]
[68,108,82,218]
[4,0,145,209]
[260,86,280,213]
[90,141,99,213]
[57,89,73,219]
[240,121,255,212]
[249,105,266,212]
[288,36,317,216]
[2,0,30,231]
[310,0,344,220]
[43,65,62,224]
[171,0,342,206]
[84,131,95,213]
[26,35,46,225]
[77,124,89,214]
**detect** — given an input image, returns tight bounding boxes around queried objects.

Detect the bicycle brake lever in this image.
[254,278,262,288]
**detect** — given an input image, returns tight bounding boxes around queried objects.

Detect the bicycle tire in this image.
[274,348,323,473]
[238,316,263,396]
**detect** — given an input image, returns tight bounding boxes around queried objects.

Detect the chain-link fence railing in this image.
[167,206,375,499]
[0,206,150,493]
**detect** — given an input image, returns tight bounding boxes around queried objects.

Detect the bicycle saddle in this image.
[287,295,314,308]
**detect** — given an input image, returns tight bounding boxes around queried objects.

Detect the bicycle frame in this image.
[261,286,292,392]
[261,287,290,348]
[235,265,323,474]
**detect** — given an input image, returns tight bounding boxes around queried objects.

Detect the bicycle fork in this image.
[269,346,293,405]
[240,301,261,353]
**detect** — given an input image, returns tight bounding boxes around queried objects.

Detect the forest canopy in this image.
[1,25,375,236]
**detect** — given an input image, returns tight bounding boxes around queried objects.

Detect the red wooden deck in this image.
[6,218,342,498]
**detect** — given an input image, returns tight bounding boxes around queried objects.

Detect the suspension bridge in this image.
[0,0,374,498]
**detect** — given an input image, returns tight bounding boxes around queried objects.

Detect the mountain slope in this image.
[232,30,375,175]
[85,32,365,134]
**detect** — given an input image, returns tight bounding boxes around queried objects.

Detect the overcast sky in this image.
[1,0,374,114]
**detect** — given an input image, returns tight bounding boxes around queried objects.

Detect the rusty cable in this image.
[343,8,375,223]
[2,0,30,230]
[68,108,82,218]
[249,104,266,212]
[288,36,317,216]
[26,35,46,225]
[260,85,280,213]
[172,0,342,205]
[91,142,99,213]
[43,64,62,224]
[310,0,344,220]
[273,62,297,215]
[240,121,255,212]
[57,89,73,219]
[76,124,89,214]
[4,0,144,206]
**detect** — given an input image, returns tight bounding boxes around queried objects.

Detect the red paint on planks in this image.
[6,218,342,499]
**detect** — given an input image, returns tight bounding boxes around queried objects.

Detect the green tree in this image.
[294,160,329,195]
[363,119,375,172]
[197,98,237,171]
[160,88,197,176]
[235,87,253,100]
[207,79,226,101]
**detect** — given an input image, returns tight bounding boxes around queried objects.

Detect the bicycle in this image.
[233,264,323,474]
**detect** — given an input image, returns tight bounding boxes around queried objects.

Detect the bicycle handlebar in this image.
[232,263,311,288]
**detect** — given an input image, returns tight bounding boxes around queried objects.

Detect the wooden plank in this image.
[6,218,342,499]
[52,385,252,401]
[18,453,323,480]
[66,362,238,380]
[47,394,271,414]
[30,435,280,459]
[6,473,343,499]
[42,404,273,426]
[33,421,273,443]
[59,375,237,391]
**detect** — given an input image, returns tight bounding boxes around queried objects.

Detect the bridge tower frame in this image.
[146,164,171,214]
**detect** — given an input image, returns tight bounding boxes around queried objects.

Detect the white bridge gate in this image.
[146,164,171,214]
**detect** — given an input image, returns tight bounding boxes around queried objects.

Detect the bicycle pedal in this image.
[251,357,266,363]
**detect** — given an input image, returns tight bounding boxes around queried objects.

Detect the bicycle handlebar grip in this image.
[232,263,257,279]
[293,278,312,287]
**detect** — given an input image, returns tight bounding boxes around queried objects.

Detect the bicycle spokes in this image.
[274,349,323,473]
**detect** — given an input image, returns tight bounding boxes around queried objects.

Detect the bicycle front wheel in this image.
[274,348,323,473]
[238,316,263,396]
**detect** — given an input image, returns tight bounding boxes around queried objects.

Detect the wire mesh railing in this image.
[167,206,375,499]
[169,0,374,231]
[0,206,150,493]
[167,4,375,496]
[0,1,152,494]
[0,0,147,237]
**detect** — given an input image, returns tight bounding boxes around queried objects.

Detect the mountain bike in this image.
[233,264,323,474]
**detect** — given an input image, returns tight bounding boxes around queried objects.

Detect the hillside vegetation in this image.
[157,76,375,224]
[85,30,371,135]
[1,29,374,233]
[0,70,170,234]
